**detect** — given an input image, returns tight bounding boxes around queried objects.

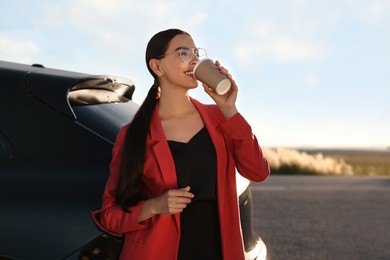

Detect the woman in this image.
[99,28,270,260]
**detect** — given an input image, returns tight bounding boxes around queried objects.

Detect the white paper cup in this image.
[193,58,231,95]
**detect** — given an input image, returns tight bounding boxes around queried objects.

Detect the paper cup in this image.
[193,58,231,95]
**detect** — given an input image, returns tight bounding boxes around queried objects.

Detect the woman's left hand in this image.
[202,60,238,119]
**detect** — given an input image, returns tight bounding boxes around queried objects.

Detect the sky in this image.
[1,0,389,149]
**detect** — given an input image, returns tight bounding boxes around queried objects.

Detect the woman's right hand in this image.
[139,186,193,222]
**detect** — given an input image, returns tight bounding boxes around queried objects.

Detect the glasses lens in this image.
[177,47,207,62]
[196,48,207,59]
[178,49,192,62]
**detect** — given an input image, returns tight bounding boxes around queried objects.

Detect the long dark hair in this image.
[116,29,190,211]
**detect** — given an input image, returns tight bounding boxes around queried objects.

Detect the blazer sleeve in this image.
[99,125,150,234]
[220,112,270,182]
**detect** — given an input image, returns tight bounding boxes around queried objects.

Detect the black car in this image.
[0,60,266,259]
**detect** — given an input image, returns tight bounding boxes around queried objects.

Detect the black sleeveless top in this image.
[168,126,223,260]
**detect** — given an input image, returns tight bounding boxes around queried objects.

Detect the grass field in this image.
[264,147,390,176]
[311,149,390,176]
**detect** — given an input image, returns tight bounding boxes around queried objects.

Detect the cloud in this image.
[234,35,321,66]
[368,2,384,16]
[58,0,207,34]
[32,0,207,57]
[345,0,390,26]
[0,34,39,62]
[363,2,389,24]
[304,73,318,87]
[270,37,319,61]
[233,20,323,67]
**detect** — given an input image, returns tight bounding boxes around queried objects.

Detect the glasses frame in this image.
[158,46,207,63]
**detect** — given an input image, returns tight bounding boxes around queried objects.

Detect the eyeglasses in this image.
[159,47,207,63]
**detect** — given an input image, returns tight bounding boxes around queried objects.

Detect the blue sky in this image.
[1,0,389,148]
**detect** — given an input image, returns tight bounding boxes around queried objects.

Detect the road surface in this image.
[251,175,390,260]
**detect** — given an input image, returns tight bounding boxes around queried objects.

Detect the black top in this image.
[168,126,223,260]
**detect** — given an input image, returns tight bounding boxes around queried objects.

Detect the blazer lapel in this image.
[149,104,178,190]
[148,104,181,234]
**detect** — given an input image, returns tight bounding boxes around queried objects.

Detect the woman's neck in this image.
[158,88,196,120]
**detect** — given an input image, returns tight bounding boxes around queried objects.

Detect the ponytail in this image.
[116,81,159,211]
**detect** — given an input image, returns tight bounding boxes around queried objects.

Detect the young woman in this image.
[98,28,270,260]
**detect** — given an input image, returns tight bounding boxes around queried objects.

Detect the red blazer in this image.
[98,99,270,260]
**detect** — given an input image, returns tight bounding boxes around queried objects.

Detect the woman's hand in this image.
[202,60,239,119]
[155,186,194,215]
[139,186,194,222]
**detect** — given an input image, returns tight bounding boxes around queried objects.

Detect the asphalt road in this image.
[250,175,390,260]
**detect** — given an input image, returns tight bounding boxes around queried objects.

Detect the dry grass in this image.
[264,148,390,176]
[326,152,390,176]
[263,147,354,176]
[262,147,390,176]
